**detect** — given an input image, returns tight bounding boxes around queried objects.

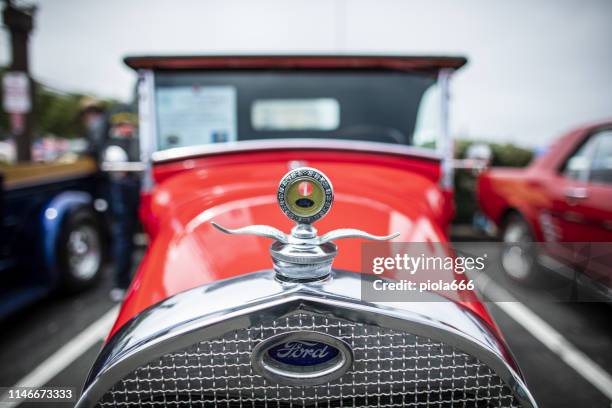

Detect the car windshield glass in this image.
[154,70,440,151]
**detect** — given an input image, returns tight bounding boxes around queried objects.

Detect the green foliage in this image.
[31,87,83,137]
[454,139,534,223]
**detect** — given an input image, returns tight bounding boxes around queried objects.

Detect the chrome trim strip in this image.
[76,270,537,408]
[438,68,454,190]
[151,139,442,164]
[100,161,146,172]
[137,69,157,192]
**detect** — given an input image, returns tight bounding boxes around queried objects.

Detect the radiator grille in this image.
[96,313,520,407]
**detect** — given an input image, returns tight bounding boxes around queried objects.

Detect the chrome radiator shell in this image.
[77,270,537,408]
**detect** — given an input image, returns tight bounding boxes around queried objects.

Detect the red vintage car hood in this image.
[111,149,490,336]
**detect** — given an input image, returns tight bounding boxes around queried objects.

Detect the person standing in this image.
[103,105,141,301]
[78,96,108,162]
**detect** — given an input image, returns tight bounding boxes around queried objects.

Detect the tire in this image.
[500,212,539,285]
[57,207,104,292]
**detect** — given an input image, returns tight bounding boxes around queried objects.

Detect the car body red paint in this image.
[112,147,495,337]
[109,55,497,340]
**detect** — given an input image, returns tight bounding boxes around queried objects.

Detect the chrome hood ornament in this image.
[212,167,399,281]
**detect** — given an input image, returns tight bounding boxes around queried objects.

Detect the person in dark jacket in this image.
[103,105,141,301]
[78,97,108,162]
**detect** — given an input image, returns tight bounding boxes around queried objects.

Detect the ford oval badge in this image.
[267,340,340,366]
[251,331,353,386]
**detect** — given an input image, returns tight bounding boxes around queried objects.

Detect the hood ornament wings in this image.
[212,167,399,281]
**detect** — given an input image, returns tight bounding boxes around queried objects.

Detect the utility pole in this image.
[2,0,36,162]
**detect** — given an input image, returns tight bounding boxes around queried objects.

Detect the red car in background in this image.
[477,120,612,295]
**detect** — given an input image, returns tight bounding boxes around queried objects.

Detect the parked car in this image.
[0,157,107,318]
[477,120,612,296]
[76,55,537,407]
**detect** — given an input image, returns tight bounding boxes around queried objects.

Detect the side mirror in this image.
[454,143,492,175]
[466,143,493,163]
[101,145,145,172]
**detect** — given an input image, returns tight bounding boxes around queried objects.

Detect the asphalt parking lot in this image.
[0,228,610,408]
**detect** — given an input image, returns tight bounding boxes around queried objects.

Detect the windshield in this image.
[154,70,441,151]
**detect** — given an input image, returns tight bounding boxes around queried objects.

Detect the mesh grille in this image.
[96,313,520,407]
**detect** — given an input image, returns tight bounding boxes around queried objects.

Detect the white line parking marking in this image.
[0,305,119,408]
[479,277,612,401]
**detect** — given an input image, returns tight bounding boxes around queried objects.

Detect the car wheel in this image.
[58,208,104,292]
[501,213,538,284]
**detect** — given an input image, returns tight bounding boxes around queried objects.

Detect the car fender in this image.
[41,191,93,279]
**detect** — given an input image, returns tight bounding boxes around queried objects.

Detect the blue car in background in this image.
[0,157,107,318]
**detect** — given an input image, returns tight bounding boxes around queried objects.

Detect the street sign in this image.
[2,71,31,114]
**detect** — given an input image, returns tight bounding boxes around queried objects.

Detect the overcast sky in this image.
[2,0,611,147]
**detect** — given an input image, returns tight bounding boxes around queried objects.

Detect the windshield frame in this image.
[136,67,453,191]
